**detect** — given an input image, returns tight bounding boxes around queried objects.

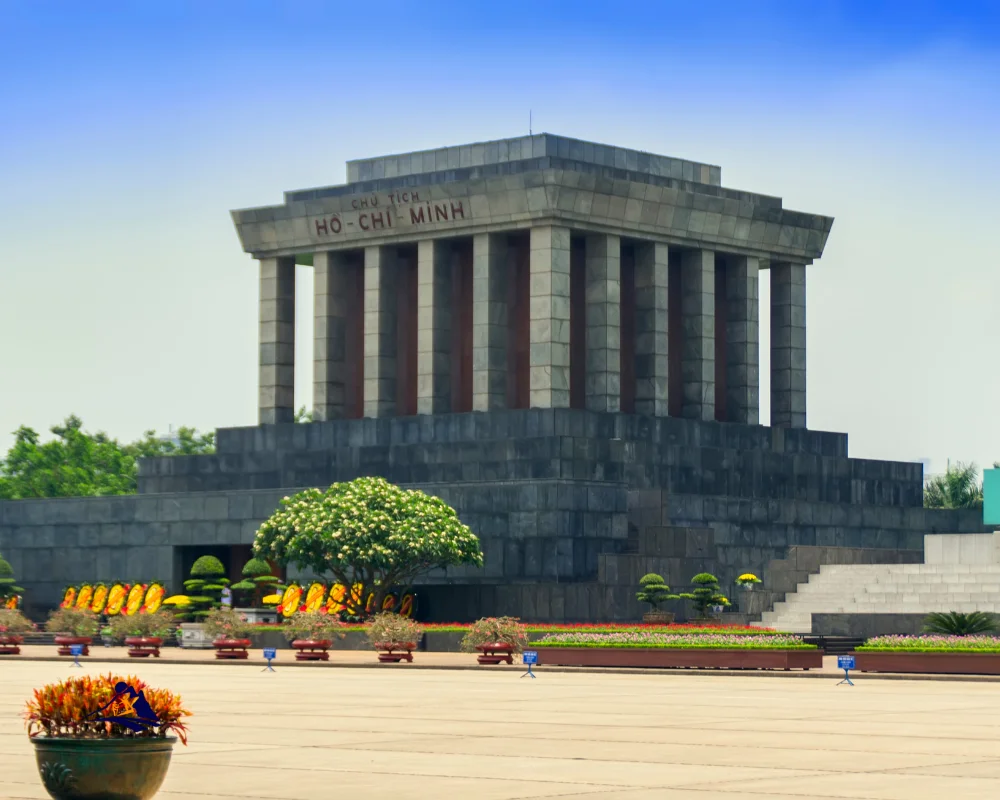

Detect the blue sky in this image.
[1,1,998,475]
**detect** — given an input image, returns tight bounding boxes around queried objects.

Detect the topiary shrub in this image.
[0,552,24,606]
[182,555,230,622]
[680,573,731,619]
[460,616,528,653]
[231,557,280,607]
[636,573,679,611]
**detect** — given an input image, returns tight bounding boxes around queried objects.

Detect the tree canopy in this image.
[252,476,483,617]
[0,415,215,499]
[923,461,998,510]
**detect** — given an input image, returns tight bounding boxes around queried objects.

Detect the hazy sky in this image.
[1,1,998,475]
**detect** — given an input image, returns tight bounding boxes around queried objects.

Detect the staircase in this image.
[760,561,1000,633]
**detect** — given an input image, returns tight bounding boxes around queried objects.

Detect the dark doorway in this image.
[450,239,474,412]
[506,233,530,409]
[395,246,419,416]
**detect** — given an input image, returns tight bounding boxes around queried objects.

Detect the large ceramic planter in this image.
[234,607,278,625]
[0,633,23,655]
[535,647,822,671]
[375,641,416,663]
[854,651,1000,675]
[54,636,91,657]
[32,736,175,800]
[125,637,163,658]
[291,639,331,661]
[642,611,675,625]
[213,638,251,659]
[177,623,212,649]
[476,642,514,665]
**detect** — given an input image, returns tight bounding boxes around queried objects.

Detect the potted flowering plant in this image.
[0,608,34,655]
[203,608,254,659]
[282,612,347,661]
[107,611,176,658]
[25,672,190,800]
[736,572,763,617]
[461,616,528,665]
[45,608,99,656]
[366,612,423,663]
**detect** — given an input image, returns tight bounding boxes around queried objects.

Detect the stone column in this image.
[416,239,452,414]
[725,255,760,425]
[770,262,807,428]
[472,233,508,411]
[363,246,397,418]
[584,234,621,412]
[633,241,670,416]
[529,226,572,408]
[258,256,295,425]
[313,251,349,421]
[679,249,715,420]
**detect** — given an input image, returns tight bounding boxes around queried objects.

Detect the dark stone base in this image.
[812,613,928,637]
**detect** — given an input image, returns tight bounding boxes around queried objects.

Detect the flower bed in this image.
[529,631,820,670]
[853,635,1000,675]
[249,621,778,635]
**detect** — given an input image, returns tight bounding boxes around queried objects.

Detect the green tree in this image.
[0,416,214,499]
[635,573,679,611]
[294,406,313,424]
[924,462,985,509]
[253,476,483,618]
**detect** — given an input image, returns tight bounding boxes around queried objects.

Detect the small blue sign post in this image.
[69,644,83,668]
[262,648,277,672]
[521,650,538,679]
[837,655,855,686]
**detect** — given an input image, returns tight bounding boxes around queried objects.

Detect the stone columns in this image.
[258,256,295,425]
[771,262,807,428]
[472,233,508,411]
[633,242,670,416]
[417,240,452,414]
[679,249,715,420]
[313,251,349,421]
[363,246,397,418]
[529,226,572,408]
[584,234,621,412]
[725,255,760,425]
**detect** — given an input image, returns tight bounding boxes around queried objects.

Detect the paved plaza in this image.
[2,659,1000,799]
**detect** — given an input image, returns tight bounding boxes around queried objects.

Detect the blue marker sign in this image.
[263,648,277,660]
[837,655,855,670]
[69,644,83,656]
[522,650,538,665]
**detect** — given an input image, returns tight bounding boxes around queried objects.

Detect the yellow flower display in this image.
[60,586,77,609]
[90,584,109,614]
[262,593,281,605]
[124,584,146,616]
[105,584,127,616]
[144,583,166,614]
[279,584,302,617]
[75,584,94,610]
[304,582,326,613]
[326,583,346,615]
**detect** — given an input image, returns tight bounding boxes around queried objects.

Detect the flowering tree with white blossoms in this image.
[252,477,483,618]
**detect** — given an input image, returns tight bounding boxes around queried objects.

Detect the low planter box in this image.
[213,638,251,660]
[178,624,213,650]
[535,647,822,670]
[234,607,278,625]
[54,636,92,657]
[125,637,162,658]
[476,643,514,665]
[0,634,23,655]
[291,639,331,661]
[642,611,675,625]
[375,641,415,663]
[854,651,1000,675]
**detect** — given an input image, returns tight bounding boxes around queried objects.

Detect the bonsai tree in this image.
[182,555,230,622]
[680,573,731,620]
[636,573,679,612]
[253,476,483,618]
[366,612,423,648]
[107,610,176,641]
[923,611,998,636]
[202,608,254,642]
[230,557,280,608]
[44,607,99,638]
[460,616,528,654]
[0,552,24,605]
[282,612,347,644]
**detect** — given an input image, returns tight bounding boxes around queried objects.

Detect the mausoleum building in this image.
[0,135,986,622]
